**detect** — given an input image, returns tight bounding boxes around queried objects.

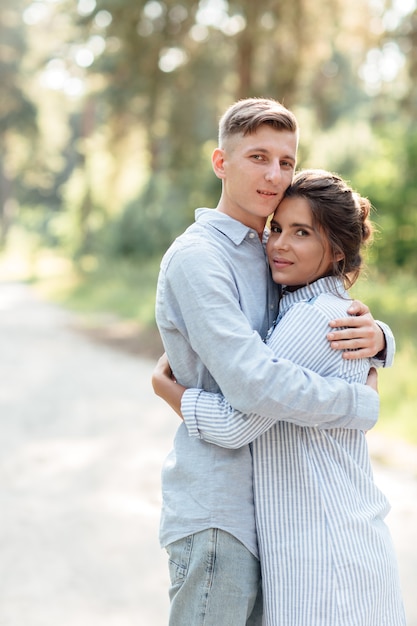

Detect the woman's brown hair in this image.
[284,169,374,288]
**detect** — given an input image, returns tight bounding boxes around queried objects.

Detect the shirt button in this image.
[248,232,256,239]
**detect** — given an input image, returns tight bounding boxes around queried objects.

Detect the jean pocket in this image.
[166,534,194,586]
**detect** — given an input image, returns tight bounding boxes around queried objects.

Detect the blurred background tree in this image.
[0,0,37,244]
[1,0,416,441]
[2,0,414,269]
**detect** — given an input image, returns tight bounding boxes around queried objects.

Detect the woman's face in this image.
[266,195,336,289]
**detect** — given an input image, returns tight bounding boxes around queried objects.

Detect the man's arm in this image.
[159,247,379,430]
[177,301,378,447]
[152,364,379,450]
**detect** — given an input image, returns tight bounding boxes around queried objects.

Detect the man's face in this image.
[213,125,297,233]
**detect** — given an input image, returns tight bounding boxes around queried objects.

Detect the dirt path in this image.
[0,282,415,625]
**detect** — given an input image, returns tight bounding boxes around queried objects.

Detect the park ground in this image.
[0,281,416,626]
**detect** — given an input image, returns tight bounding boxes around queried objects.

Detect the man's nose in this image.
[265,161,281,184]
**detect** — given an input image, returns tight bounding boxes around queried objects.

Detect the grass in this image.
[351,269,417,353]
[0,228,162,328]
[47,255,163,327]
[348,270,417,445]
[1,234,416,445]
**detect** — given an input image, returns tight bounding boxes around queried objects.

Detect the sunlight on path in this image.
[0,282,415,626]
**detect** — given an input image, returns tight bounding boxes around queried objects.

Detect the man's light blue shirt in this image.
[155,208,391,557]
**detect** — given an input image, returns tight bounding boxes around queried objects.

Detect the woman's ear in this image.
[212,147,226,180]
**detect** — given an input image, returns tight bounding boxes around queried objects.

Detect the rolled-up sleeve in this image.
[371,320,395,368]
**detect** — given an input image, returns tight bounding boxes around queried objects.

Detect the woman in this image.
[153,170,405,625]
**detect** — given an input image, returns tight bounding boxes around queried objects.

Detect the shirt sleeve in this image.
[165,247,379,435]
[370,320,395,368]
[182,388,277,449]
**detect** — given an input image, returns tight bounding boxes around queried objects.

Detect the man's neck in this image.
[216,205,267,241]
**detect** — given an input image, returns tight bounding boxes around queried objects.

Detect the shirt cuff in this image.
[353,383,380,430]
[371,320,396,368]
[181,388,203,438]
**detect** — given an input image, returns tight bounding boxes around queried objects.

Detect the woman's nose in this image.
[273,233,289,249]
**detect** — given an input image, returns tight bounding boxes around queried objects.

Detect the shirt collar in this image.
[280,276,347,311]
[195,208,268,246]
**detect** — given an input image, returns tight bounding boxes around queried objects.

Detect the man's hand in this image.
[327,300,386,360]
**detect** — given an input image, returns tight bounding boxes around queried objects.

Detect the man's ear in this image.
[212,147,226,179]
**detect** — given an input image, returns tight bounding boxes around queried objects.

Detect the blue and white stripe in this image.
[253,278,405,625]
[183,276,405,625]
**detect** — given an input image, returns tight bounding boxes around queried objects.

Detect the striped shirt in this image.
[182,277,405,625]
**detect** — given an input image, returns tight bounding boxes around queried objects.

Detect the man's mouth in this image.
[257,190,277,197]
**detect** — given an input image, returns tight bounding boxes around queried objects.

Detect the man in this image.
[154,98,393,625]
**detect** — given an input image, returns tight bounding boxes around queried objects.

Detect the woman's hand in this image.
[151,353,186,419]
[327,300,386,360]
[152,352,175,385]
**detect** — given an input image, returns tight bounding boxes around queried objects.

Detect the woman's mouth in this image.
[272,257,293,269]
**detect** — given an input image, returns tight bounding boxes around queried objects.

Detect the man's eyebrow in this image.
[245,147,296,163]
[245,146,269,154]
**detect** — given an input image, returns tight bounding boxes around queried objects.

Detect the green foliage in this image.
[378,348,417,444]
[56,256,163,326]
[0,0,37,135]
[351,125,417,273]
[4,1,417,271]
[299,116,417,274]
[351,270,417,353]
[101,176,192,259]
[92,145,219,260]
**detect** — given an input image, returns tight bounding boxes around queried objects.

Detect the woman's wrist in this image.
[152,371,185,418]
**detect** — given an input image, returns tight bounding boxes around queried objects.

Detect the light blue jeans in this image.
[166,528,263,625]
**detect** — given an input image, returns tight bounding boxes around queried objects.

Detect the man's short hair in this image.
[218,97,298,147]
